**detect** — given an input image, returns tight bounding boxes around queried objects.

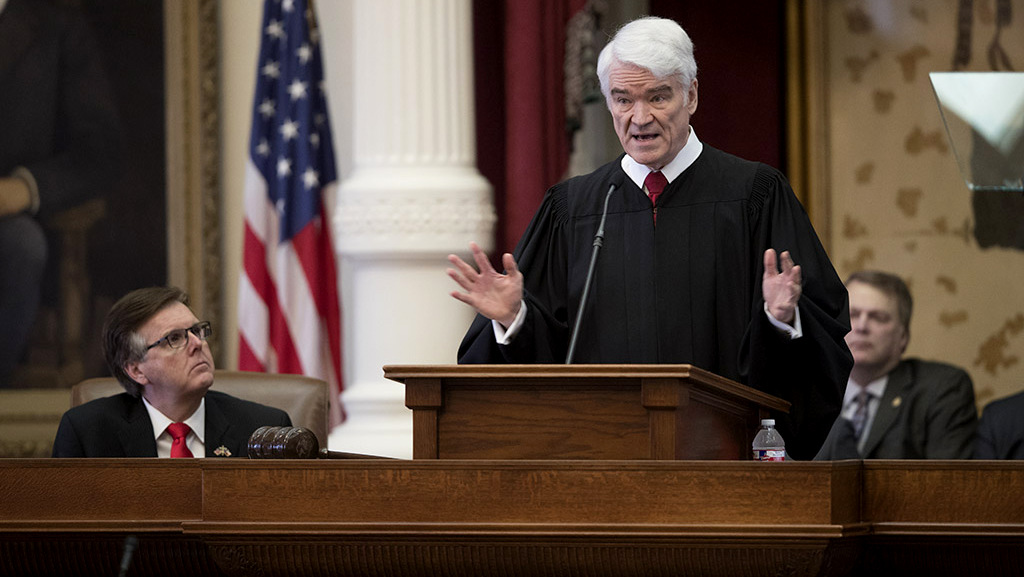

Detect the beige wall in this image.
[219,0,261,372]
[822,0,1024,409]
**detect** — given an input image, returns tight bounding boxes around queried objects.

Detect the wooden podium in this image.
[385,364,790,460]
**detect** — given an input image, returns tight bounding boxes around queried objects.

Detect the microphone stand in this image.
[117,535,138,577]
[565,178,620,364]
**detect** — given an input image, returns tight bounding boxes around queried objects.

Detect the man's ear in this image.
[687,78,698,114]
[124,361,150,386]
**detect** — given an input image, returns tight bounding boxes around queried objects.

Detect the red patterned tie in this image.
[167,422,194,458]
[644,171,668,223]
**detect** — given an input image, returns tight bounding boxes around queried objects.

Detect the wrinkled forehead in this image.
[608,62,676,89]
[136,302,199,340]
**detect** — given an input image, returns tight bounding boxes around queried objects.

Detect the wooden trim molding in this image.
[786,0,833,251]
[164,0,223,364]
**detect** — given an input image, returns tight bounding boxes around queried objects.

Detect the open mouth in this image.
[634,133,659,142]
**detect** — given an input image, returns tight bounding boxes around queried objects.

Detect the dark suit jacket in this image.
[975,391,1024,459]
[51,390,292,458]
[816,358,977,459]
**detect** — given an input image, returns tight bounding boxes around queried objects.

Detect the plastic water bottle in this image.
[752,418,785,461]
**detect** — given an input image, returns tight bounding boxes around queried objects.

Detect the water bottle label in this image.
[753,449,785,461]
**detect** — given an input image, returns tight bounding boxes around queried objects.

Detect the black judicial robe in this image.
[457,147,853,459]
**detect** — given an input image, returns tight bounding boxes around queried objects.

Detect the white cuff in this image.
[764,302,802,339]
[492,300,528,345]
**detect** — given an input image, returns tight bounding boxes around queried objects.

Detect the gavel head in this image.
[247,426,320,459]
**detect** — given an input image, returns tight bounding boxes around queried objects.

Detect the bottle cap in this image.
[760,418,775,426]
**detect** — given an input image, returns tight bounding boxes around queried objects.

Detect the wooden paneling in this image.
[2,459,862,577]
[5,459,1023,576]
[386,365,790,461]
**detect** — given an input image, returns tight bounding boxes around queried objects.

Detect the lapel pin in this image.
[214,446,232,457]
[892,397,902,408]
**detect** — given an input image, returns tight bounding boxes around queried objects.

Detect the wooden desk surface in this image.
[2,459,1022,577]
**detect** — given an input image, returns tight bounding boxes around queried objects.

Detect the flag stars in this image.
[258,98,276,118]
[261,60,280,79]
[276,157,292,178]
[287,79,308,101]
[297,43,312,64]
[282,0,295,12]
[302,168,320,189]
[256,138,270,157]
[265,19,286,40]
[309,132,320,148]
[280,119,299,141]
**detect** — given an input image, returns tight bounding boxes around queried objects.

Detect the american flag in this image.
[238,0,344,426]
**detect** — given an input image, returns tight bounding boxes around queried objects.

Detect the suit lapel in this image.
[204,392,233,457]
[118,397,159,457]
[861,361,911,457]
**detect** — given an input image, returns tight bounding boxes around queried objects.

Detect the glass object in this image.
[930,72,1024,192]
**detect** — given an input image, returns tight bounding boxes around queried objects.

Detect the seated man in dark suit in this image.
[975,391,1024,459]
[816,271,977,459]
[52,286,290,457]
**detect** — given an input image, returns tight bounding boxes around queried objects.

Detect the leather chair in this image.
[71,370,330,446]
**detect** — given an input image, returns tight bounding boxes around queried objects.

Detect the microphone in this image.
[565,172,624,364]
[117,535,138,577]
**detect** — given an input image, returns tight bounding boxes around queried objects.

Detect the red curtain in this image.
[474,0,586,257]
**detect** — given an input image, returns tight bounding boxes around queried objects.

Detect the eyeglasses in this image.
[145,321,213,351]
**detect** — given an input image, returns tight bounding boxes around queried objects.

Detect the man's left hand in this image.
[763,248,801,324]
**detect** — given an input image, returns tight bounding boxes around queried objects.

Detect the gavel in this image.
[247,426,389,459]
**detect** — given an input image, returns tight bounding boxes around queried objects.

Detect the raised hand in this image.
[763,248,801,324]
[447,242,523,327]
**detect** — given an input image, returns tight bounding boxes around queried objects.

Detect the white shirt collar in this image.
[620,126,703,190]
[843,374,888,408]
[143,395,206,453]
[0,1,8,16]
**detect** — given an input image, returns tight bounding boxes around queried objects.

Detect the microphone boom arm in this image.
[565,178,619,363]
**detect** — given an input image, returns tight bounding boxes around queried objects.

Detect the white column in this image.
[329,0,494,458]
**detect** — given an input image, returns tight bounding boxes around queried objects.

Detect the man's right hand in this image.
[447,242,523,327]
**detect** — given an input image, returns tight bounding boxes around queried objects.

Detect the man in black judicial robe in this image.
[447,17,852,460]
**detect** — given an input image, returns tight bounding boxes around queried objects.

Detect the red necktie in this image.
[644,171,669,223]
[167,422,195,458]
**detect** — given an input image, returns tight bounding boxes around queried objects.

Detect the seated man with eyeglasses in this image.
[52,286,291,457]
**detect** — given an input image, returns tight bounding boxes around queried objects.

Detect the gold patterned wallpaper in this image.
[823,0,1024,408]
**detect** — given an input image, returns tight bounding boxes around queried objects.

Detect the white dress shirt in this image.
[143,396,207,458]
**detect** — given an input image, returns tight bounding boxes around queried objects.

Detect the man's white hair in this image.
[596,17,697,101]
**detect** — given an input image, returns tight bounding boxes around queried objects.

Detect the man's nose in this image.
[850,313,867,331]
[186,329,204,349]
[632,101,653,125]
